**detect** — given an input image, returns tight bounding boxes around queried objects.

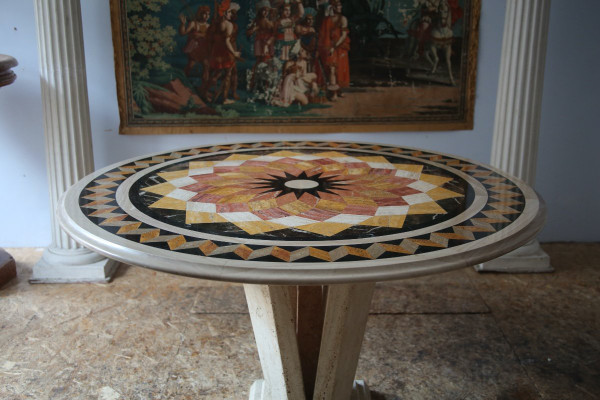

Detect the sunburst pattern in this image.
[140,150,464,237]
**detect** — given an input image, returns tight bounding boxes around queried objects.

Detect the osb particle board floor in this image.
[1,243,599,400]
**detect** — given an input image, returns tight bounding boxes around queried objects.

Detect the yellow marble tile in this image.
[188,160,216,168]
[321,163,345,172]
[313,151,351,159]
[99,214,127,225]
[407,202,447,215]
[309,247,331,261]
[266,150,304,158]
[186,211,228,224]
[206,186,247,195]
[393,164,424,173]
[360,215,406,228]
[232,221,287,235]
[356,156,393,165]
[140,229,160,242]
[249,198,279,211]
[234,244,253,259]
[315,199,347,212]
[271,246,291,262]
[294,161,318,171]
[239,165,272,173]
[157,170,189,181]
[149,197,187,211]
[222,154,256,161]
[116,222,142,234]
[419,173,454,186]
[356,189,396,198]
[144,182,178,196]
[346,167,371,175]
[407,238,447,248]
[199,240,218,255]
[216,172,251,179]
[167,235,187,250]
[427,187,464,201]
[343,197,378,207]
[344,246,372,259]
[280,200,313,215]
[218,194,257,204]
[381,243,414,254]
[297,222,351,236]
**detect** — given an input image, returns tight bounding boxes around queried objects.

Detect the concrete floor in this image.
[1,243,598,400]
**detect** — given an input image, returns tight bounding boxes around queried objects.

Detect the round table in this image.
[59,141,545,400]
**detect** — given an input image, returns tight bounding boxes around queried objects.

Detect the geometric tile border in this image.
[79,142,525,263]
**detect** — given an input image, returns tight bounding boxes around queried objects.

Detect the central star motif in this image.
[254,171,349,199]
[141,150,465,237]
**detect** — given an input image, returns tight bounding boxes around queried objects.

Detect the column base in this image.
[30,247,120,283]
[249,379,371,400]
[475,240,552,273]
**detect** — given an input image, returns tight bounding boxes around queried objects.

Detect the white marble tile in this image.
[187,202,217,213]
[325,214,372,224]
[219,212,264,222]
[216,160,247,167]
[169,176,199,188]
[366,162,395,169]
[188,167,214,176]
[167,189,197,201]
[403,193,433,205]
[395,170,421,180]
[375,206,409,216]
[408,181,438,193]
[269,216,319,227]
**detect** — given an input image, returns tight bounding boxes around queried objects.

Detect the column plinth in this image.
[478,0,552,273]
[31,0,119,283]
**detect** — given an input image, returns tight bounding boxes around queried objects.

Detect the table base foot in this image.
[249,379,371,400]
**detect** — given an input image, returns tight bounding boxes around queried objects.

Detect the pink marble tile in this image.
[253,208,291,219]
[191,173,220,182]
[342,205,378,215]
[315,192,343,201]
[388,187,421,196]
[242,160,271,167]
[275,193,298,206]
[371,169,395,175]
[297,208,338,221]
[181,183,210,192]
[298,193,319,207]
[190,193,223,203]
[216,203,250,213]
[374,197,409,206]
[251,191,281,201]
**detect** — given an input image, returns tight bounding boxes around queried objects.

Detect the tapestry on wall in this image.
[110,0,480,134]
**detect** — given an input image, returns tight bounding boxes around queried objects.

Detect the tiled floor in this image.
[1,243,598,399]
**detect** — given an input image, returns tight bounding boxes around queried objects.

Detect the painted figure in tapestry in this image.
[124,0,472,121]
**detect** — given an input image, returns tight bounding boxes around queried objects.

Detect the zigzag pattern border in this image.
[79,142,525,263]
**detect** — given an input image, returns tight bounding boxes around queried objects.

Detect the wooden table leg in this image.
[244,283,374,400]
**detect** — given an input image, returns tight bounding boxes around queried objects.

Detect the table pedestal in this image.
[244,283,375,400]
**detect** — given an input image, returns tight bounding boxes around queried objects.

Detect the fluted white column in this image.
[31,0,119,282]
[477,0,552,272]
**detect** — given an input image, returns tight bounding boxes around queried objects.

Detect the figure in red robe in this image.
[317,0,350,100]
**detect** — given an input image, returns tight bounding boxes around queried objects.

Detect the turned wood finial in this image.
[0,54,18,87]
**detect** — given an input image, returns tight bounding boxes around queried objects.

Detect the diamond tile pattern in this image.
[79,142,526,263]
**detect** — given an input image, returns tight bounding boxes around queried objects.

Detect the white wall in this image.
[0,1,598,247]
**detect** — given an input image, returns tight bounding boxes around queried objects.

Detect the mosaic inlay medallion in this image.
[130,150,468,240]
[71,142,532,266]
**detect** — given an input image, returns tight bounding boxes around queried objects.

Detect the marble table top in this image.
[59,141,545,284]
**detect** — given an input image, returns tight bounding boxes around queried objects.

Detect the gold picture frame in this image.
[110,0,480,134]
